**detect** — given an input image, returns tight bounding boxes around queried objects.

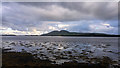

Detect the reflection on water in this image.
[2,36,119,65]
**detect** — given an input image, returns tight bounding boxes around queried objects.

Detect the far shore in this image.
[1,35,120,37]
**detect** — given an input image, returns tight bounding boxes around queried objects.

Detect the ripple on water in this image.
[2,40,119,65]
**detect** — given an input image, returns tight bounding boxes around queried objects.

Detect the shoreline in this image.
[1,35,120,37]
[2,51,119,68]
[2,37,119,68]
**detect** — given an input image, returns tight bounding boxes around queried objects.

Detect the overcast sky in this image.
[1,2,118,35]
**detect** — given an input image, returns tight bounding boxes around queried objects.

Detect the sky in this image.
[1,2,119,35]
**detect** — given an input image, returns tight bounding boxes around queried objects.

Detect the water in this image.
[1,36,119,65]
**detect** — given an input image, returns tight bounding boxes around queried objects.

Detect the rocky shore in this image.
[2,51,119,68]
[2,39,119,68]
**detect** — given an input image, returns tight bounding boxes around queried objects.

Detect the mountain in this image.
[41,30,119,37]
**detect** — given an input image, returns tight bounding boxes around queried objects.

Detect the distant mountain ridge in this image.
[1,30,119,37]
[41,30,119,37]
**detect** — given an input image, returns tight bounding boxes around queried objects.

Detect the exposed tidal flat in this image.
[2,36,120,68]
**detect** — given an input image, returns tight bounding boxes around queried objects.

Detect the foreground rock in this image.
[2,52,119,68]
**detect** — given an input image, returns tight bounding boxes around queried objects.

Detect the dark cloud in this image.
[2,2,118,35]
[2,2,118,21]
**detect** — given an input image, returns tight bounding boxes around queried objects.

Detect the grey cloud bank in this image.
[1,2,118,35]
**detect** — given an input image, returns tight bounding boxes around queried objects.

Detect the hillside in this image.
[41,30,119,37]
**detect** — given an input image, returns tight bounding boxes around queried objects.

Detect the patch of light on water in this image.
[2,39,119,65]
